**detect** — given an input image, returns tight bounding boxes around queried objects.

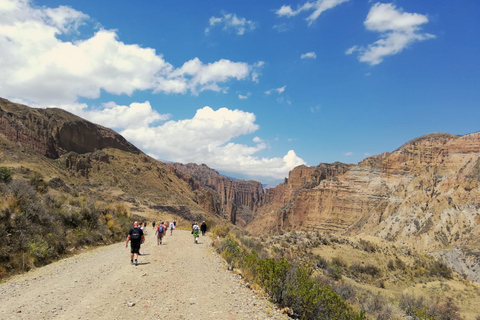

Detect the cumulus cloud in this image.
[205,12,256,35]
[276,0,350,25]
[0,0,304,180]
[0,0,260,106]
[346,3,435,65]
[72,101,170,130]
[120,107,306,179]
[301,52,316,59]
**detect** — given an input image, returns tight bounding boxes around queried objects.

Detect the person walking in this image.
[152,221,156,229]
[155,221,166,245]
[169,221,175,236]
[192,221,200,244]
[200,221,207,236]
[126,221,145,265]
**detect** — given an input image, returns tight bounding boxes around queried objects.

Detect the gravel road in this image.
[0,229,289,320]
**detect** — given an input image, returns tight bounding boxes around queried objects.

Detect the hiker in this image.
[155,221,166,245]
[169,220,175,236]
[173,220,176,227]
[192,221,200,244]
[152,221,156,229]
[200,221,207,236]
[126,221,145,265]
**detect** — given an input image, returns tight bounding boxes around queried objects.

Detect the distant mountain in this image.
[169,162,264,226]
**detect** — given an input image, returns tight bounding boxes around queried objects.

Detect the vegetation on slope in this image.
[211,227,480,320]
[0,165,133,279]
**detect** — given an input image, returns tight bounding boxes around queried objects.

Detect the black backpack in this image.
[131,228,141,240]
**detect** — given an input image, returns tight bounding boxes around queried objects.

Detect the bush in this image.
[30,172,48,194]
[350,263,382,278]
[211,225,230,238]
[0,166,12,183]
[258,259,365,320]
[399,294,425,317]
[429,261,452,279]
[316,256,329,269]
[332,256,348,268]
[219,237,241,264]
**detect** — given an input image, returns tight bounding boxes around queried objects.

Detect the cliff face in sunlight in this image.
[0,98,140,159]
[248,132,480,253]
[169,163,264,226]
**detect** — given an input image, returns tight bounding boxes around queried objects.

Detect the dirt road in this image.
[0,229,289,320]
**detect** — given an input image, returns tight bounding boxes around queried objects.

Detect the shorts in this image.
[130,241,141,254]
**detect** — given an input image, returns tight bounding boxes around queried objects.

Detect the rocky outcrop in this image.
[248,132,480,254]
[0,98,140,158]
[170,163,264,226]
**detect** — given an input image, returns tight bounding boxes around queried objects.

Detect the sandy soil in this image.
[0,229,289,320]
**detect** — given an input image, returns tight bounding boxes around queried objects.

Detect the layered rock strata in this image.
[0,98,140,159]
[248,132,480,254]
[170,163,264,226]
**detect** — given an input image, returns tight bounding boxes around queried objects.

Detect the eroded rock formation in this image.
[247,132,480,254]
[0,98,140,158]
[170,163,264,226]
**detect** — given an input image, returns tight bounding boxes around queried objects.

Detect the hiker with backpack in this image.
[169,220,175,236]
[155,221,166,245]
[192,221,200,244]
[126,221,145,265]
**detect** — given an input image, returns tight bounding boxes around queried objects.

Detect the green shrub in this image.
[0,166,12,183]
[219,237,241,264]
[30,172,48,194]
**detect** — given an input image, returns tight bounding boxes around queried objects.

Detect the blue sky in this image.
[0,0,479,186]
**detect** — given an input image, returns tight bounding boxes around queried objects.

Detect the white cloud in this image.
[0,1,303,181]
[276,0,350,25]
[265,85,286,95]
[347,3,435,65]
[0,0,260,106]
[343,152,353,156]
[238,93,251,99]
[301,52,317,59]
[73,101,170,130]
[206,12,256,35]
[120,106,306,179]
[310,105,321,113]
[272,23,292,32]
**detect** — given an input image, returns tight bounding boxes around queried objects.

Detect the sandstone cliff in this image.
[170,163,264,226]
[248,132,480,254]
[0,98,140,158]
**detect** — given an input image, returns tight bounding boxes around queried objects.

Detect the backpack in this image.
[131,228,141,240]
[158,225,164,233]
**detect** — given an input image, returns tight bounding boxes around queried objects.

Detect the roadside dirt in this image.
[0,229,289,320]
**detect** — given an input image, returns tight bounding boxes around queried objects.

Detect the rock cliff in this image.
[248,132,480,254]
[170,163,264,226]
[0,98,140,158]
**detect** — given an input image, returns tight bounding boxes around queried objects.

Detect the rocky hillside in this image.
[247,132,480,279]
[170,162,264,226]
[0,98,219,223]
[0,98,140,158]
